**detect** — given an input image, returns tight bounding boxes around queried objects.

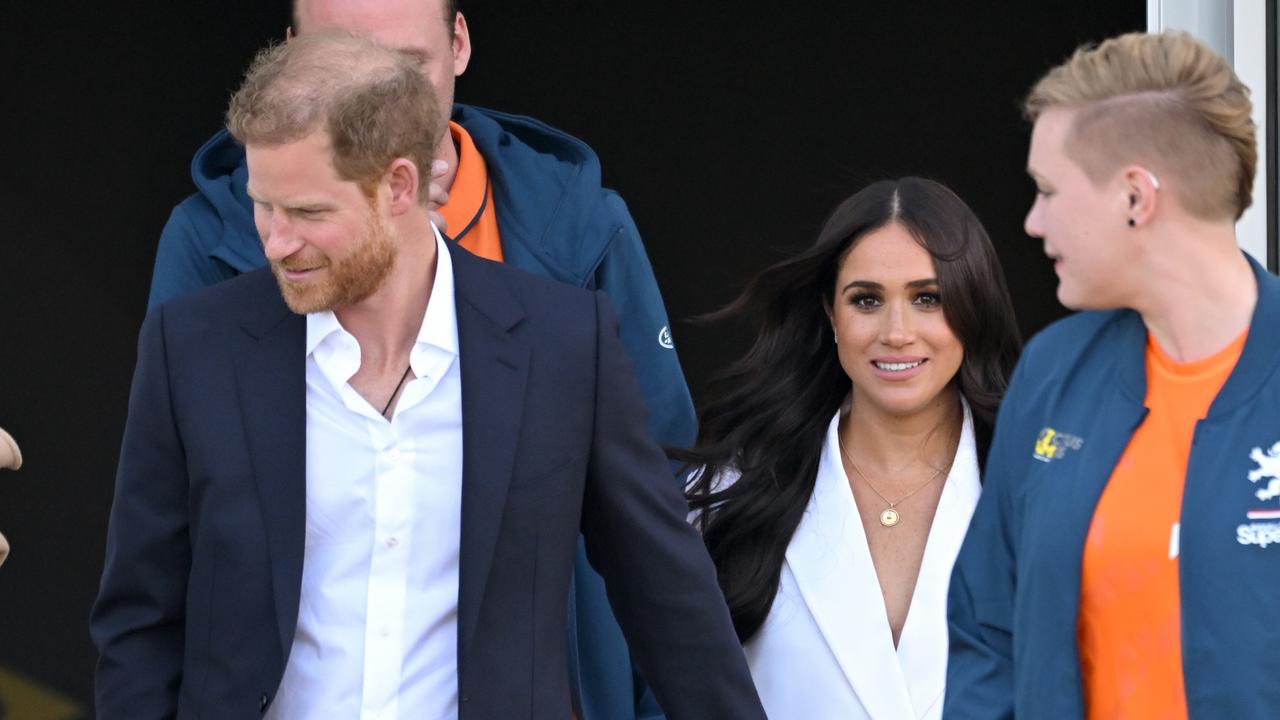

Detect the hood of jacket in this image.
[189,103,620,284]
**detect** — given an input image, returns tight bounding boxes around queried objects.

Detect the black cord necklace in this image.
[380,364,414,419]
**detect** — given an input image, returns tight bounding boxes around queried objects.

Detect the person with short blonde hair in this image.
[1024,30,1255,221]
[946,31,1280,718]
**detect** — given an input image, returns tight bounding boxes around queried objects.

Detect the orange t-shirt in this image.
[439,121,503,262]
[1077,329,1247,719]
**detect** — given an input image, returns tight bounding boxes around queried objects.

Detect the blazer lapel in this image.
[896,401,983,718]
[449,244,531,656]
[233,272,307,660]
[785,414,916,720]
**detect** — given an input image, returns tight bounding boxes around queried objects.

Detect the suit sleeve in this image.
[90,305,190,718]
[586,193,692,718]
[580,292,765,720]
[148,202,237,308]
[943,353,1033,719]
[590,192,696,452]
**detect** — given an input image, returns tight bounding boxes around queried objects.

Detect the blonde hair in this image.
[1025,31,1256,221]
[226,30,442,201]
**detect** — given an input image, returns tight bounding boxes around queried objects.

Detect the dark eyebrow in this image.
[840,278,938,294]
[841,280,882,294]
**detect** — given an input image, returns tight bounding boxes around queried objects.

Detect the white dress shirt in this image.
[268,230,463,720]
[729,402,982,719]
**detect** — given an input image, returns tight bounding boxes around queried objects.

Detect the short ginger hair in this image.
[1025,31,1256,221]
[226,29,442,201]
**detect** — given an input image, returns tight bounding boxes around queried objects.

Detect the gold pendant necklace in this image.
[837,436,945,527]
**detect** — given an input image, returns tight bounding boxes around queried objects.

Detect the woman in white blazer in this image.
[680,178,1021,719]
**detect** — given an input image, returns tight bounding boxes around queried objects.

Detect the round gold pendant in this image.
[879,508,900,527]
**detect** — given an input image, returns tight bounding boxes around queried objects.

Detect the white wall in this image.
[1150,0,1271,266]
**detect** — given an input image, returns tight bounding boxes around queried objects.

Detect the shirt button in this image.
[386,536,399,548]
[379,626,390,638]
[387,448,401,462]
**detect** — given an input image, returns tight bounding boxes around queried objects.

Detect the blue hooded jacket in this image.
[148,104,696,720]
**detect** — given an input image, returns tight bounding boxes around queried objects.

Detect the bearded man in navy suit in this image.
[90,30,763,720]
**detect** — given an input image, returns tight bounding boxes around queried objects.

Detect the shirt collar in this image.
[417,227,457,357]
[305,305,344,358]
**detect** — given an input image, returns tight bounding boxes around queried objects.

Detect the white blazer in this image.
[743,403,981,720]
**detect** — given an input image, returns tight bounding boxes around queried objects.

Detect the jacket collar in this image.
[1114,252,1280,415]
[433,241,531,661]
[451,104,613,288]
[233,270,307,660]
[784,401,981,719]
[1208,253,1280,418]
[190,129,265,274]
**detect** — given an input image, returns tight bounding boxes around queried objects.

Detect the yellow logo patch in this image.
[1034,427,1084,463]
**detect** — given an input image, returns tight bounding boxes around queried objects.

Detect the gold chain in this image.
[836,435,946,527]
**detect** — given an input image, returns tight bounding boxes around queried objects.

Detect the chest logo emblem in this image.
[1033,427,1084,463]
[1238,439,1280,548]
[658,326,675,350]
[1248,441,1280,502]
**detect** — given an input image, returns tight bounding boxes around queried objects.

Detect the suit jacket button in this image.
[260,693,269,711]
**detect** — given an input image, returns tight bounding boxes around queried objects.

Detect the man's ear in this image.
[385,158,421,216]
[452,12,472,77]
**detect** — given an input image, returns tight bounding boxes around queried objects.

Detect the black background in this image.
[0,1,1143,713]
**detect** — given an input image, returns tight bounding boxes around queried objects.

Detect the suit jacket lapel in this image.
[449,243,531,657]
[785,414,916,719]
[233,271,307,661]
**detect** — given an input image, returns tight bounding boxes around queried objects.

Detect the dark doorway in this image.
[0,1,1143,713]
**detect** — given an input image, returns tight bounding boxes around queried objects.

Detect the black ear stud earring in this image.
[1127,218,1136,227]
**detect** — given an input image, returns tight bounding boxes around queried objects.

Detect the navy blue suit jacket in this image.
[91,242,763,720]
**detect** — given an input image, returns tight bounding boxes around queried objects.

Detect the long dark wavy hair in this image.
[678,177,1021,643]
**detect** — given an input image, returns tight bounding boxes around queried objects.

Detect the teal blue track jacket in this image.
[946,255,1280,718]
